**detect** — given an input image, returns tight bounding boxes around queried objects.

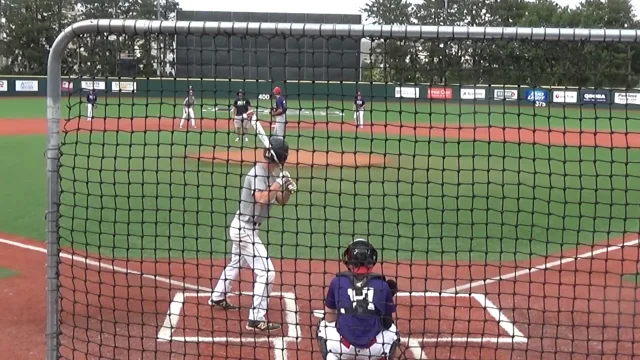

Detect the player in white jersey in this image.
[353,92,365,129]
[180,87,197,129]
[209,136,297,332]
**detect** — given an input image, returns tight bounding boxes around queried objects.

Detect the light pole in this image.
[156,0,161,76]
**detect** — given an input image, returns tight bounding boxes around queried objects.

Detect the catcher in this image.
[317,239,400,360]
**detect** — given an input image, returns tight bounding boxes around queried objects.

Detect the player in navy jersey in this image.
[353,92,365,128]
[317,239,400,359]
[270,86,287,138]
[86,89,97,121]
[233,89,253,142]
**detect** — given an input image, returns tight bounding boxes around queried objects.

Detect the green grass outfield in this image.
[5,96,640,132]
[0,97,639,262]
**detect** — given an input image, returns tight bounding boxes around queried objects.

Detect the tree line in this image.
[0,0,179,77]
[361,0,640,88]
[2,0,640,88]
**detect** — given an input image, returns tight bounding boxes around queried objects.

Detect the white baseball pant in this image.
[87,103,94,120]
[355,110,365,127]
[211,217,275,321]
[318,320,399,360]
[234,114,252,130]
[273,114,286,137]
[180,107,196,128]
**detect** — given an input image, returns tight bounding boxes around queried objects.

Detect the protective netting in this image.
[52,23,640,360]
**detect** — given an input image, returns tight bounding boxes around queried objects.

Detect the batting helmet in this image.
[343,239,378,269]
[237,89,245,97]
[264,136,289,164]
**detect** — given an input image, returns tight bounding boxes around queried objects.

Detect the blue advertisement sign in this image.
[525,89,549,102]
[581,91,608,103]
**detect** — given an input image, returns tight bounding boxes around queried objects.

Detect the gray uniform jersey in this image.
[184,95,195,108]
[236,164,276,225]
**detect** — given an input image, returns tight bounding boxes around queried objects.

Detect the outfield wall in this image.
[4,76,640,108]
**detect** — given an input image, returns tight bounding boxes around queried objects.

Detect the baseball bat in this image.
[249,114,296,193]
[249,113,279,164]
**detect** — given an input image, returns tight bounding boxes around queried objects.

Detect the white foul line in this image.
[445,237,640,293]
[0,238,213,293]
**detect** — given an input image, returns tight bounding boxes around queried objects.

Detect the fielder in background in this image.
[353,92,365,129]
[233,89,253,142]
[180,87,197,129]
[209,136,297,332]
[86,89,97,121]
[270,86,287,137]
[317,239,400,360]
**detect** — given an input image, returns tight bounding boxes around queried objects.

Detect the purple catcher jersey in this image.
[325,273,396,348]
[275,95,287,114]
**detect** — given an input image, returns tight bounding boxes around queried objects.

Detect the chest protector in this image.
[336,272,385,316]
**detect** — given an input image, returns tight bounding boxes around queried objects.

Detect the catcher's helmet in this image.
[343,239,378,269]
[237,89,245,97]
[264,136,289,164]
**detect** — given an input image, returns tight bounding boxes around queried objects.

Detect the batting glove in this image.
[279,170,291,181]
[286,179,297,193]
[275,171,290,187]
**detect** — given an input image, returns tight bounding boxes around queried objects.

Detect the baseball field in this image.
[1,95,640,359]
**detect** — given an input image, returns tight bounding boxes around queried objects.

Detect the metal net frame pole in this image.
[45,19,640,360]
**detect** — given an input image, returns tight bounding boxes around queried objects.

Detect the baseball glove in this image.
[386,279,398,297]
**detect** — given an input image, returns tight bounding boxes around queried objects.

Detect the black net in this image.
[54,22,640,360]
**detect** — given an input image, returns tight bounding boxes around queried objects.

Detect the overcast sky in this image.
[178,0,640,19]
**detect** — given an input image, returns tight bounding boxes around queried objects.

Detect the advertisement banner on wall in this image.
[427,87,453,100]
[614,92,640,105]
[525,89,549,103]
[394,87,419,99]
[460,88,486,100]
[15,80,38,92]
[493,89,518,100]
[112,81,137,92]
[0,80,7,92]
[81,80,106,91]
[552,91,578,103]
[61,81,73,92]
[581,90,608,103]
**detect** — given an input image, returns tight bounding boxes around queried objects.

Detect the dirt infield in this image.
[192,148,387,167]
[2,117,640,148]
[1,233,639,359]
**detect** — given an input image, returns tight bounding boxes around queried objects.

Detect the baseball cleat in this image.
[244,137,248,142]
[208,298,239,310]
[246,320,281,332]
[235,137,240,141]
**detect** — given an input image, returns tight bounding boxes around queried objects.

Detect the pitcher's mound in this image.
[191,148,386,167]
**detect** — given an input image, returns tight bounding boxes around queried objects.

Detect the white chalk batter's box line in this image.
[157,291,302,344]
[158,291,527,346]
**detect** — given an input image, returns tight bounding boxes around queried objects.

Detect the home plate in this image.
[313,310,324,318]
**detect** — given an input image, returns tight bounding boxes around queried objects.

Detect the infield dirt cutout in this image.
[191,147,387,167]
